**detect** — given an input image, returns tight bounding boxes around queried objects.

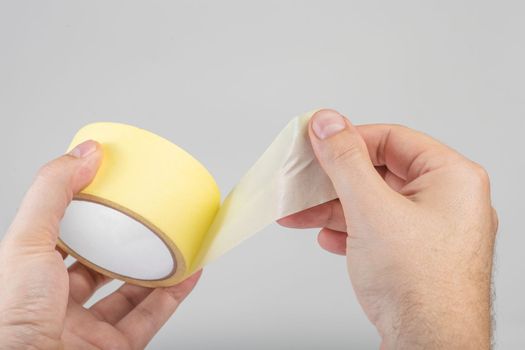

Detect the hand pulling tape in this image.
[58,111,337,287]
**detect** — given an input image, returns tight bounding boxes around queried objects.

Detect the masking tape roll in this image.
[59,111,337,287]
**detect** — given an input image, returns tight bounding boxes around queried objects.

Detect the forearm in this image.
[379,282,492,349]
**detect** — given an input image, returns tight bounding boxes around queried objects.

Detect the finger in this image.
[6,140,102,250]
[277,168,405,231]
[68,261,112,305]
[89,283,153,324]
[318,228,347,255]
[357,124,460,183]
[116,270,202,349]
[277,199,346,232]
[56,246,68,259]
[309,109,396,215]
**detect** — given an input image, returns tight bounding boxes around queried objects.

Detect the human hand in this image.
[279,109,497,349]
[0,140,201,350]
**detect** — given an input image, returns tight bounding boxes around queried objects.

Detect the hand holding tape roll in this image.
[59,111,337,287]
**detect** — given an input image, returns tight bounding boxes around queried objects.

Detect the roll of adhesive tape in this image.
[59,111,337,287]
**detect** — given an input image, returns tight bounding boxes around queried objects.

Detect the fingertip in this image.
[176,269,203,289]
[190,269,203,282]
[310,109,345,123]
[317,228,347,255]
[310,109,349,140]
[71,142,103,193]
[68,139,101,159]
[56,246,68,259]
[276,215,297,228]
[162,270,203,300]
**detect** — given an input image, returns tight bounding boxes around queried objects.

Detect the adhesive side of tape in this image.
[192,111,337,271]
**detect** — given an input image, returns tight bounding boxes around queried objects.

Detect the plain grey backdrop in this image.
[0,1,523,349]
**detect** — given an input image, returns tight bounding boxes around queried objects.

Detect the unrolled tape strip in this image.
[58,111,337,287]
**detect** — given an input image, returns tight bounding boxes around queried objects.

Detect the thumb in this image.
[309,109,393,215]
[6,140,102,249]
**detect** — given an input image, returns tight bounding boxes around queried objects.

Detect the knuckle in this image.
[332,142,363,165]
[329,128,366,165]
[381,124,415,141]
[32,158,75,212]
[467,162,491,188]
[36,157,70,182]
[36,162,58,181]
[386,123,411,133]
[35,156,77,192]
[447,161,491,192]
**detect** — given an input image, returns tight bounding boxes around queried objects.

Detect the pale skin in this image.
[0,109,497,349]
[279,109,498,349]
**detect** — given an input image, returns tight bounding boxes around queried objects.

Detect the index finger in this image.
[356,124,461,182]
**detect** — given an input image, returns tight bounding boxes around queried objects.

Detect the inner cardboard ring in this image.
[60,199,176,281]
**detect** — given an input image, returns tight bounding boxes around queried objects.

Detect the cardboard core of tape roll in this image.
[60,199,176,281]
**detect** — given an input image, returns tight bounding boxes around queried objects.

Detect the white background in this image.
[0,1,523,348]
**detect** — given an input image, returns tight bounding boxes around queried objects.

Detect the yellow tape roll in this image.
[58,112,338,288]
[58,123,221,287]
